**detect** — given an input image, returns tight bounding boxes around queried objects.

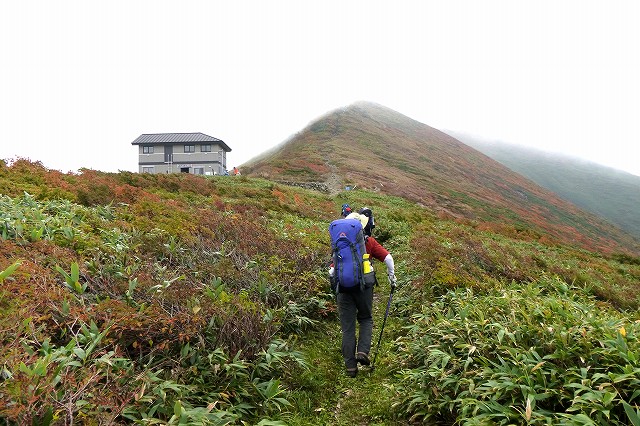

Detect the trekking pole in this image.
[371,285,395,372]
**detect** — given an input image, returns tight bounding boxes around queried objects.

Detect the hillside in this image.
[446,132,640,241]
[1,159,639,424]
[243,102,639,255]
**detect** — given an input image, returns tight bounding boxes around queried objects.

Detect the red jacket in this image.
[365,236,389,263]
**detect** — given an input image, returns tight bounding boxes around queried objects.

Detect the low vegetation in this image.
[1,159,639,425]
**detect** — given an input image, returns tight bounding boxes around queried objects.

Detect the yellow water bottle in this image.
[363,253,372,274]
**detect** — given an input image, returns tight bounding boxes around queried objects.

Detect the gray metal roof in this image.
[131,133,231,152]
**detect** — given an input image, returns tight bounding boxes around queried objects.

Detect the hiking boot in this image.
[356,352,370,366]
[346,367,358,378]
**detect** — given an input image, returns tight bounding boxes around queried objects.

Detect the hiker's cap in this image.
[345,212,368,229]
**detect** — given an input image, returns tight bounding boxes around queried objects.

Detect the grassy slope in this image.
[452,133,640,241]
[1,160,640,424]
[283,188,640,424]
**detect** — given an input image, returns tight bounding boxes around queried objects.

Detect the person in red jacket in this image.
[330,207,396,377]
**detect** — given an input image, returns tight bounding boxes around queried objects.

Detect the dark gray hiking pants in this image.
[337,285,374,369]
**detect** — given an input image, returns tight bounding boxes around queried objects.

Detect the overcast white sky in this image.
[1,1,639,176]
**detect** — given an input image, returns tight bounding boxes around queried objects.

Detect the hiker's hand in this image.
[388,273,397,288]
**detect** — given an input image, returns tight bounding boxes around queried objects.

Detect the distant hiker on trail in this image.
[341,203,352,217]
[232,166,240,176]
[328,207,396,378]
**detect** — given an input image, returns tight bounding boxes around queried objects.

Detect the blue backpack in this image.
[329,218,373,292]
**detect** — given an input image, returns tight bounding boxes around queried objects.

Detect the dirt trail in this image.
[324,159,343,196]
[291,286,401,425]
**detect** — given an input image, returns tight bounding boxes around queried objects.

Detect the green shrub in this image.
[394,277,640,425]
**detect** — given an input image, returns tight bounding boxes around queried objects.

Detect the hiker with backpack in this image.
[329,207,396,377]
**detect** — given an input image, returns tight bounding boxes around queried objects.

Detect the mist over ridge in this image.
[450,131,640,241]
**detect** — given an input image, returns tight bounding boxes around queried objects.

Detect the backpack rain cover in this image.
[329,218,367,292]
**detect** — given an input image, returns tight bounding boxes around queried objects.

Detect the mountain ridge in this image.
[242,101,639,254]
